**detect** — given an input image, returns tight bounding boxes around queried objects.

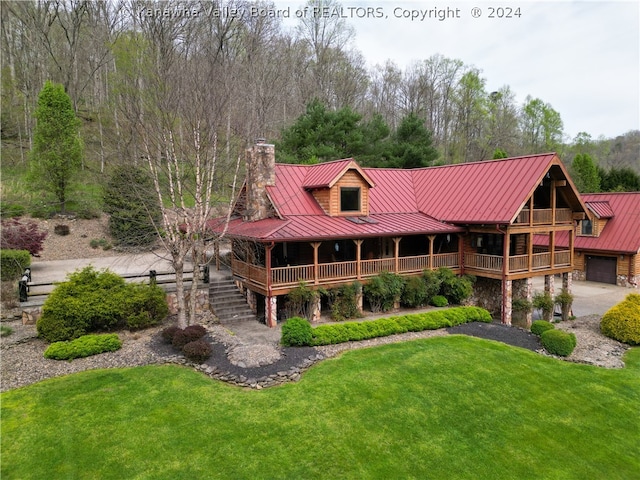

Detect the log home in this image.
[208,142,588,327]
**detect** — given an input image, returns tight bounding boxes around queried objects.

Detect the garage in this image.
[586,255,617,284]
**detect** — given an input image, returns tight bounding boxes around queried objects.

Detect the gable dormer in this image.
[578,200,615,237]
[303,159,375,217]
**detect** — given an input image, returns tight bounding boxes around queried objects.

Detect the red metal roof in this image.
[578,193,640,253]
[411,153,559,223]
[535,193,640,254]
[211,152,591,243]
[586,200,615,219]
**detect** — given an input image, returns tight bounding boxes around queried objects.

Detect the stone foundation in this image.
[166,289,210,315]
[470,277,502,319]
[617,274,639,288]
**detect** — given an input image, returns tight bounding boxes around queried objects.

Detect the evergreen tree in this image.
[598,166,640,192]
[571,153,600,192]
[383,113,439,168]
[29,81,83,213]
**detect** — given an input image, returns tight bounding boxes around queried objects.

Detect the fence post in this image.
[149,270,157,285]
[18,268,31,302]
[202,265,209,284]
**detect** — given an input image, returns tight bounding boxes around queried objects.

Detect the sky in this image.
[278,0,640,141]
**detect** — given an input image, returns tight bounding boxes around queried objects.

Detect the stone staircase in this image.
[209,275,256,323]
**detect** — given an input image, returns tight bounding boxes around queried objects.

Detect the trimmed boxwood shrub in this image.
[301,306,492,347]
[0,249,30,281]
[182,339,212,363]
[282,317,313,347]
[541,329,576,356]
[531,320,555,336]
[36,266,168,342]
[43,333,122,360]
[430,295,448,307]
[600,294,640,345]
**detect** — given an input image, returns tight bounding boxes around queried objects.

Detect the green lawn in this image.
[2,336,639,479]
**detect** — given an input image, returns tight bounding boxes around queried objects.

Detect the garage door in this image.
[586,256,617,284]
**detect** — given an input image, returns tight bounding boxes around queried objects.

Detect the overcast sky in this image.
[279,0,639,141]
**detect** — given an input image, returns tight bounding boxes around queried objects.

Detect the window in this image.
[581,219,593,235]
[340,187,360,212]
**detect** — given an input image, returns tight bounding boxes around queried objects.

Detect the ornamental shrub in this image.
[171,325,207,349]
[402,276,428,308]
[430,295,448,307]
[437,268,474,304]
[329,282,361,321]
[421,269,442,303]
[0,249,30,281]
[37,266,168,342]
[533,291,554,321]
[182,339,212,363]
[541,329,576,357]
[281,317,313,347]
[600,294,640,345]
[364,272,404,313]
[531,320,555,336]
[161,325,181,344]
[0,218,48,255]
[44,334,122,360]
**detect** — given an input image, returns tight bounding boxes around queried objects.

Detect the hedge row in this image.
[282,306,492,347]
[43,333,122,360]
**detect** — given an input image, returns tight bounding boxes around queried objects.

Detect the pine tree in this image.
[571,153,600,192]
[29,81,83,213]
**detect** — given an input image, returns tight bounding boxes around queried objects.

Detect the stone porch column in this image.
[501,279,512,325]
[246,289,257,314]
[525,277,533,327]
[265,295,277,328]
[311,295,322,323]
[544,274,555,297]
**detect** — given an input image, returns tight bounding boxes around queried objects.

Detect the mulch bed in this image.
[447,322,542,351]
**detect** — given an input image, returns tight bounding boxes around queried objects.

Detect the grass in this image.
[1,336,639,479]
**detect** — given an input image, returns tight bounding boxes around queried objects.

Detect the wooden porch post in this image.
[311,242,321,285]
[428,235,436,270]
[393,237,401,273]
[569,226,575,268]
[549,230,556,269]
[528,231,533,272]
[214,240,220,271]
[551,180,557,225]
[353,239,363,280]
[458,234,465,274]
[502,228,511,324]
[529,195,534,226]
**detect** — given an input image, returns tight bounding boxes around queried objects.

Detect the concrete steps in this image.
[209,275,256,323]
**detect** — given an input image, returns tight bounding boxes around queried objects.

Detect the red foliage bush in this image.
[1,218,48,255]
[182,339,212,363]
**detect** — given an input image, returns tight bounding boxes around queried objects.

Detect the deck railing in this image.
[466,253,503,272]
[516,208,573,225]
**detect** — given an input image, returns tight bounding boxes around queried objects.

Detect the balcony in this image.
[232,252,461,291]
[515,208,573,225]
[465,250,571,275]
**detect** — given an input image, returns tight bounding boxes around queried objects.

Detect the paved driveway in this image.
[533,277,633,317]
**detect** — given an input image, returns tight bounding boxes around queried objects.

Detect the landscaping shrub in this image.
[329,282,361,321]
[182,339,212,363]
[0,203,26,218]
[554,288,574,321]
[401,276,428,308]
[541,329,576,357]
[281,317,313,347]
[0,249,30,281]
[430,295,448,307]
[436,268,474,304]
[364,272,404,313]
[533,291,554,321]
[286,281,322,320]
[306,306,492,346]
[0,218,47,255]
[600,294,640,345]
[1,325,14,337]
[531,320,555,336]
[37,266,168,342]
[161,325,181,344]
[171,325,207,349]
[53,224,70,236]
[43,334,122,360]
[421,269,442,303]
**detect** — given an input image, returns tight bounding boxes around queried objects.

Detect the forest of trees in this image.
[1,0,638,174]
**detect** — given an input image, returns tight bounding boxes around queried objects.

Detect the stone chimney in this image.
[244,140,275,222]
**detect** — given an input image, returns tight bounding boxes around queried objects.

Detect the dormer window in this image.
[581,219,593,236]
[340,187,361,212]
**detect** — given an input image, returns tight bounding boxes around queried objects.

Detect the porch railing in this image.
[232,253,460,289]
[466,253,503,272]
